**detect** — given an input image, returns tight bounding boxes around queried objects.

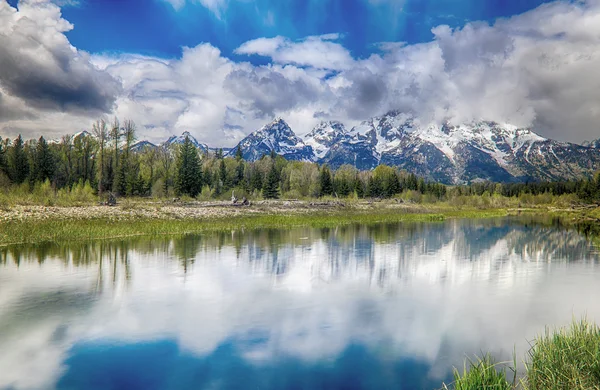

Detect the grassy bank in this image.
[442,319,600,390]
[0,206,511,246]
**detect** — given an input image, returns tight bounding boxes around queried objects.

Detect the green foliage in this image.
[525,319,600,390]
[0,137,7,177]
[443,354,514,390]
[263,163,280,199]
[175,136,203,197]
[319,165,333,197]
[33,136,56,183]
[8,135,29,184]
[444,319,600,390]
[235,145,243,161]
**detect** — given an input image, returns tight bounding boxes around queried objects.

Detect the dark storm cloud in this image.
[224,68,326,118]
[0,0,121,116]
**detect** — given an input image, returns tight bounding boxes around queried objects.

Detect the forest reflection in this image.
[1,216,597,287]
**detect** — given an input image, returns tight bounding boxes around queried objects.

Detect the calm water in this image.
[1,217,600,390]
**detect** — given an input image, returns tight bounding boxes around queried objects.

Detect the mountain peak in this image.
[164,131,207,152]
[230,118,313,162]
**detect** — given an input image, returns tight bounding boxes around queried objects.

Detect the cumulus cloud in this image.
[235,34,355,71]
[0,0,120,140]
[5,0,600,145]
[0,0,120,113]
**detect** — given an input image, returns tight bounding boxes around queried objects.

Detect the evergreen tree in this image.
[250,169,263,191]
[319,165,333,197]
[216,148,224,159]
[235,160,245,187]
[219,159,228,189]
[33,136,55,183]
[0,137,7,177]
[263,164,280,199]
[355,177,365,198]
[270,149,277,159]
[367,176,383,198]
[175,136,203,197]
[113,152,128,196]
[235,145,243,161]
[8,135,29,184]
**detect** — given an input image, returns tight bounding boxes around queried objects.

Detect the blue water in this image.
[58,341,434,390]
[2,217,600,390]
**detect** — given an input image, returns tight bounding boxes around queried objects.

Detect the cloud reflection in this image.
[0,218,599,389]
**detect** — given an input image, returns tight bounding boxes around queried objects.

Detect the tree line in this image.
[1,119,600,202]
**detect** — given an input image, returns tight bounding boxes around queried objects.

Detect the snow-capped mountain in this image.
[229,118,314,161]
[583,139,600,149]
[314,111,600,183]
[130,140,157,152]
[163,131,208,153]
[303,121,348,160]
[227,111,600,183]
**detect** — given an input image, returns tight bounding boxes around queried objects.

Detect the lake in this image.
[1,217,600,390]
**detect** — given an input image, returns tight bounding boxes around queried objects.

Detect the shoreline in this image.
[0,199,594,246]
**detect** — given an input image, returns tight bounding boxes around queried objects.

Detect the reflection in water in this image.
[1,217,600,390]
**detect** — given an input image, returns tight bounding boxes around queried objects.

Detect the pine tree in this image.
[355,177,365,198]
[175,136,203,197]
[235,160,245,187]
[8,135,29,184]
[263,164,280,199]
[235,145,243,161]
[319,165,333,197]
[250,169,263,191]
[33,136,56,183]
[113,152,128,196]
[219,159,228,189]
[0,137,7,177]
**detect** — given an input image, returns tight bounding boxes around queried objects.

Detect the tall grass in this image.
[443,319,600,390]
[525,319,600,390]
[0,211,450,246]
[443,354,515,390]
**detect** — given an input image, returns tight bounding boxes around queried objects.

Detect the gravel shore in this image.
[0,200,424,223]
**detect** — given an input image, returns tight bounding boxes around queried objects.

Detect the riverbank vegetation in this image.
[2,119,600,208]
[442,319,600,390]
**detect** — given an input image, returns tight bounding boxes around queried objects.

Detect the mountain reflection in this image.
[1,217,600,390]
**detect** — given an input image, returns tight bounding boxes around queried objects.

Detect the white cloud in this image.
[235,34,355,71]
[6,0,600,145]
[0,0,120,140]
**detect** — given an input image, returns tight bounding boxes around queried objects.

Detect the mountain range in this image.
[67,112,600,184]
[225,112,600,184]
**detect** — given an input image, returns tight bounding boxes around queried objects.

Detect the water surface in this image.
[1,217,600,390]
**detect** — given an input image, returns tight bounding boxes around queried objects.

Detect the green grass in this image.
[0,208,513,247]
[525,319,600,390]
[443,354,515,390]
[443,319,600,390]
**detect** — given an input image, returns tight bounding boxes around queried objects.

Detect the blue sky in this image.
[1,0,599,145]
[53,0,553,61]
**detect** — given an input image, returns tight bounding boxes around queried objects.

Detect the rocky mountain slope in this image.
[230,111,600,184]
[227,118,314,161]
[58,112,600,184]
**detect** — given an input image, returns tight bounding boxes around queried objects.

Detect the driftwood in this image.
[101,192,117,206]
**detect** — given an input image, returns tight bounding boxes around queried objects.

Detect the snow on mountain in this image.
[130,140,157,152]
[312,111,600,183]
[229,118,314,161]
[163,131,208,153]
[303,121,348,160]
